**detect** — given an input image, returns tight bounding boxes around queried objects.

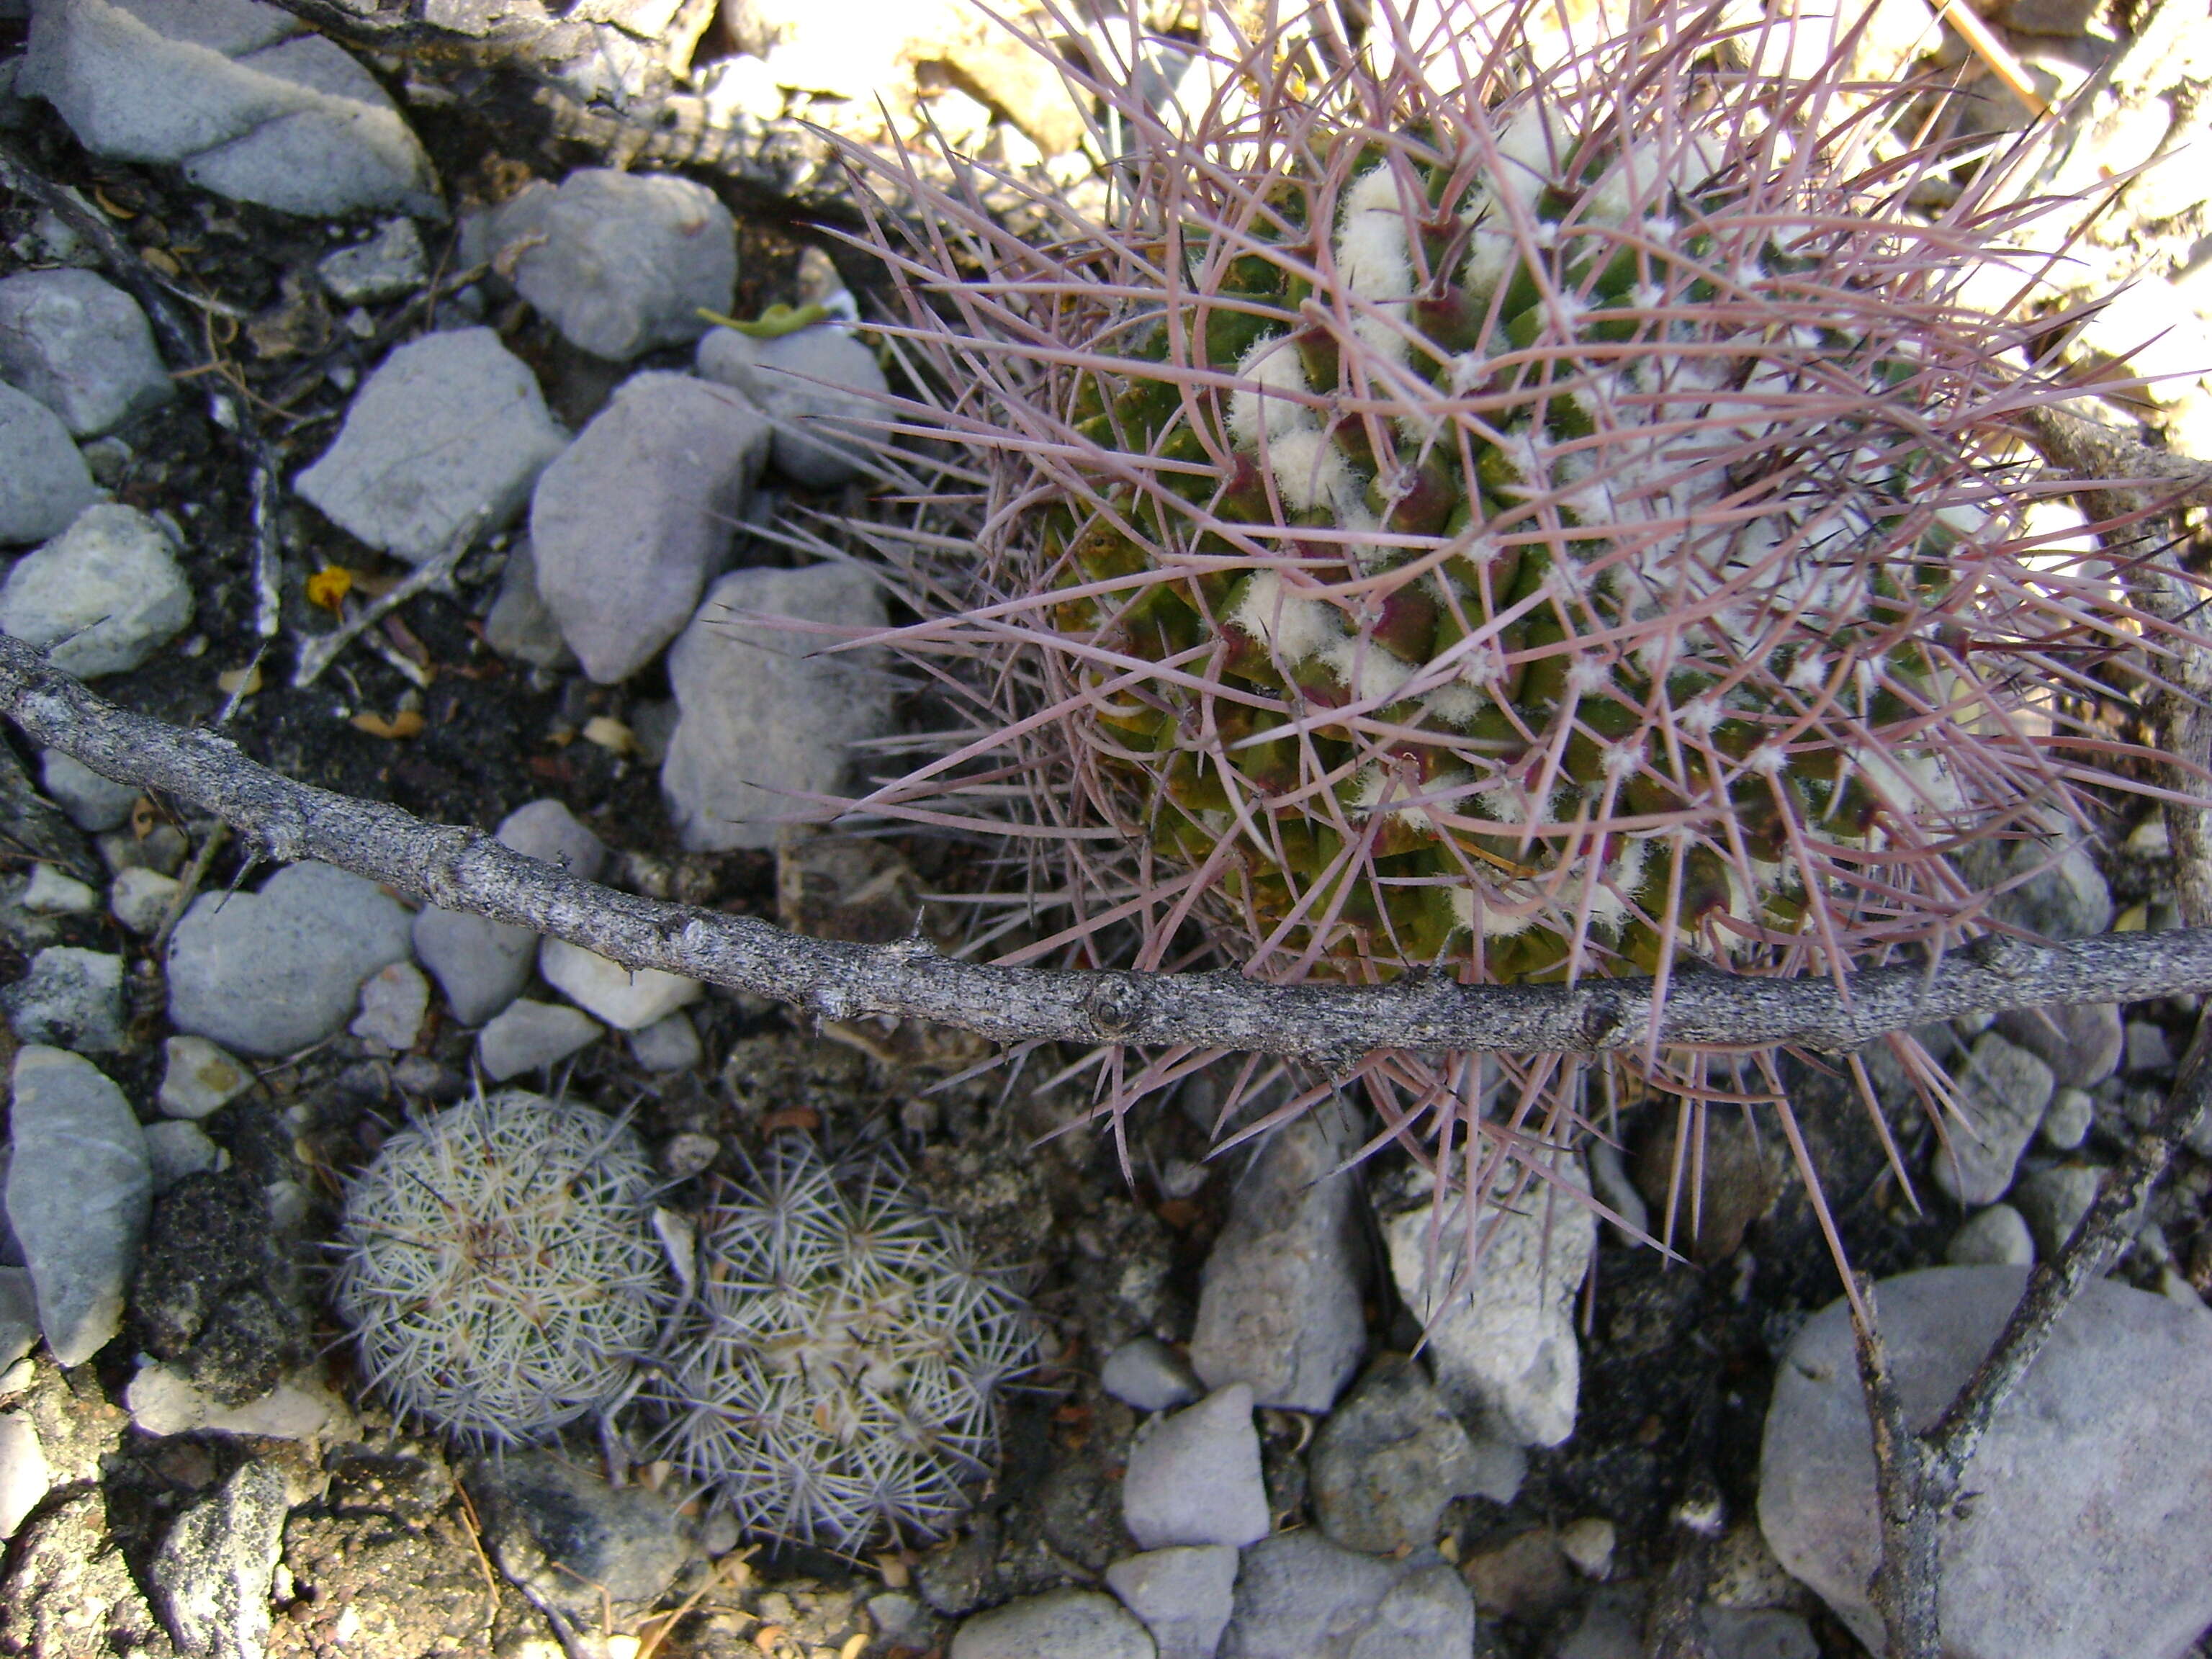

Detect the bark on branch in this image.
[6,632,2212,1065]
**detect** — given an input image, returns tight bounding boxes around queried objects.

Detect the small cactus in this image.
[333,1090,669,1447]
[644,1135,1036,1550]
[849,4,2151,1136]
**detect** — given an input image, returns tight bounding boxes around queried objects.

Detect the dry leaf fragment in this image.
[582,716,635,753]
[306,565,354,613]
[217,663,263,698]
[350,709,426,739]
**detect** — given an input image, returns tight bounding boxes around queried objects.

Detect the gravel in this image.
[1102,1335,1205,1413]
[1106,1546,1238,1659]
[143,1119,224,1192]
[0,501,193,678]
[1760,1265,2212,1659]
[317,217,428,305]
[0,1413,49,1542]
[1219,1532,1477,1659]
[157,1035,253,1120]
[0,268,175,436]
[1930,1030,2056,1207]
[696,322,891,487]
[166,860,415,1056]
[953,1588,1159,1659]
[348,960,429,1050]
[4,1045,150,1366]
[1121,1382,1271,1551]
[37,747,138,831]
[2,943,126,1051]
[538,936,701,1030]
[0,382,97,545]
[294,327,570,565]
[464,1451,691,1624]
[476,997,603,1079]
[149,1457,289,1659]
[1945,1203,2035,1267]
[1310,1354,1519,1555]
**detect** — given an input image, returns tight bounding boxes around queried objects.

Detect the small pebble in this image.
[349,961,430,1050]
[660,1132,719,1180]
[1558,1517,1617,1580]
[148,1459,289,1659]
[101,822,187,876]
[126,1362,351,1441]
[17,863,97,915]
[539,938,701,1031]
[1931,1031,2056,1208]
[2,945,125,1052]
[696,323,890,487]
[37,748,137,831]
[0,1412,49,1540]
[318,217,428,304]
[951,1588,1154,1659]
[868,1593,925,1637]
[416,806,607,1025]
[1223,1531,1476,1659]
[1101,1336,1203,1413]
[0,1269,37,1372]
[1946,1204,2034,1267]
[0,502,194,678]
[2012,1164,2103,1258]
[1121,1382,1269,1550]
[477,998,603,1080]
[1310,1354,1517,1555]
[629,1008,701,1072]
[0,379,98,544]
[481,539,577,670]
[2040,1086,2094,1151]
[109,866,181,935]
[1105,1546,1237,1659]
[158,1035,252,1120]
[0,268,176,436]
[142,1120,225,1194]
[2123,1020,2175,1076]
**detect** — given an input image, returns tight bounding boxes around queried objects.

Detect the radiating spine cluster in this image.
[333,1089,670,1447]
[644,1136,1036,1550]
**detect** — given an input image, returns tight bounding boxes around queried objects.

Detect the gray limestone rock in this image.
[158,1035,252,1120]
[413,799,603,1024]
[0,502,193,678]
[0,269,174,435]
[1380,1154,1596,1448]
[464,1451,689,1624]
[953,1590,1157,1659]
[0,1269,37,1371]
[295,328,567,565]
[629,1009,701,1072]
[1190,1107,1367,1413]
[1102,1336,1203,1413]
[5,1045,150,1365]
[1106,1547,1238,1659]
[487,170,736,361]
[166,861,414,1056]
[2011,1163,2103,1258]
[317,217,427,304]
[143,1120,223,1193]
[530,370,769,683]
[537,938,700,1030]
[476,998,602,1080]
[1310,1354,1513,1555]
[1932,1031,2055,1207]
[20,0,436,217]
[1992,1002,2122,1092]
[1946,1204,2034,1267]
[349,961,428,1049]
[0,382,98,545]
[1760,1265,2212,1659]
[696,323,889,487]
[39,747,138,832]
[661,563,892,850]
[1122,1383,1270,1550]
[2,944,125,1052]
[481,539,577,670]
[150,1458,289,1659]
[1220,1532,1477,1659]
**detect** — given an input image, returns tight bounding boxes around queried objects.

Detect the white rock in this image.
[696,323,889,487]
[0,268,175,435]
[125,1361,354,1442]
[1101,1335,1203,1413]
[0,1412,48,1540]
[529,370,769,683]
[661,564,892,850]
[158,1035,252,1119]
[629,1009,701,1072]
[477,997,603,1079]
[1382,1154,1596,1447]
[952,1589,1155,1659]
[1931,1032,2056,1207]
[143,1119,225,1192]
[295,328,569,565]
[1121,1382,1269,1550]
[0,379,98,545]
[109,866,181,935]
[487,170,737,361]
[166,861,414,1056]
[18,863,98,914]
[2,945,125,1052]
[5,1046,149,1366]
[0,501,192,678]
[539,938,700,1031]
[1761,1266,2212,1659]
[318,217,427,304]
[19,0,437,217]
[1558,1517,1617,1580]
[1105,1546,1237,1659]
[349,960,429,1049]
[1946,1204,2034,1267]
[38,747,138,831]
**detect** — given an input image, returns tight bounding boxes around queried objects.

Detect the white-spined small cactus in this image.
[644,1135,1037,1550]
[333,1089,670,1447]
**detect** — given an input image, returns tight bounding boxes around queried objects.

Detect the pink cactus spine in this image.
[842,1,2156,1208]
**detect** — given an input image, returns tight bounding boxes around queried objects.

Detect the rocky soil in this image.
[1,1,2211,1658]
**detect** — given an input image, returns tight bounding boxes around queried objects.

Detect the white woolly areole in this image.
[1228,333,1315,447]
[1229,569,1341,667]
[1263,427,1360,515]
[1322,637,1419,705]
[1336,164,1418,365]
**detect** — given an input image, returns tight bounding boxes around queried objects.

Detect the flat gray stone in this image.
[465,1452,688,1622]
[1122,1382,1269,1550]
[1992,1002,2122,1092]
[142,1120,224,1194]
[1107,1547,1237,1659]
[1102,1336,1202,1413]
[0,382,98,545]
[530,370,768,683]
[39,747,138,832]
[1946,1204,2033,1267]
[696,323,888,487]
[2012,1163,2103,1258]
[477,997,602,1080]
[0,501,192,678]
[0,269,174,436]
[488,169,736,361]
[1190,1107,1366,1413]
[539,938,699,1031]
[166,861,413,1056]
[954,1589,1155,1659]
[1933,1031,2056,1207]
[150,1458,289,1659]
[21,0,436,217]
[413,799,603,1024]
[296,328,567,565]
[5,1045,150,1365]
[318,217,427,304]
[2,945,125,1053]
[661,564,892,850]
[1220,1532,1476,1659]
[19,863,99,915]
[629,1009,700,1072]
[1381,1154,1596,1448]
[481,538,577,670]
[1759,1265,2212,1659]
[158,1035,252,1119]
[1310,1354,1506,1555]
